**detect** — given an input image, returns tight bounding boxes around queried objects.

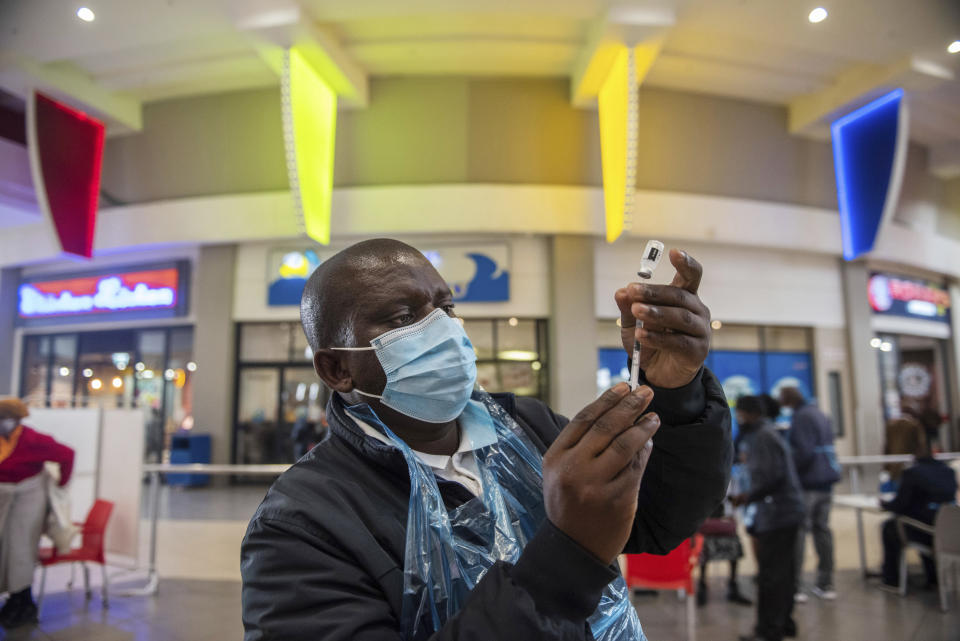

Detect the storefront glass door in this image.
[877,333,954,449]
[281,366,328,462]
[20,327,194,461]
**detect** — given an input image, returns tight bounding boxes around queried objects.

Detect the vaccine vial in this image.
[637,240,665,279]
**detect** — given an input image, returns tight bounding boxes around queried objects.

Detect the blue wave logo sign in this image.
[267,245,510,306]
[831,89,909,261]
[420,246,510,303]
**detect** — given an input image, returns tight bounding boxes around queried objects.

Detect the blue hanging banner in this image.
[831,89,909,261]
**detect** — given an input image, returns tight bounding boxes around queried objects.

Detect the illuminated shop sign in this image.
[18,267,184,320]
[868,272,950,323]
[267,245,510,306]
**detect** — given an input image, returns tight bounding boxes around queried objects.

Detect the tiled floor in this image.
[636,568,959,641]
[1,485,956,640]
[1,578,243,641]
[2,569,955,640]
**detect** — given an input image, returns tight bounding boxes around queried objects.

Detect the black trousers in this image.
[754,524,799,641]
[881,518,936,586]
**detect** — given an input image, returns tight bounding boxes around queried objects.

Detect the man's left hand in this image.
[614,249,710,389]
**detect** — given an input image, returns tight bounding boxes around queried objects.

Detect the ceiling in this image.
[0,0,957,148]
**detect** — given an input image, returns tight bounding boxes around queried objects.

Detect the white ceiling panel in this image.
[350,39,578,76]
[646,53,828,104]
[0,0,956,149]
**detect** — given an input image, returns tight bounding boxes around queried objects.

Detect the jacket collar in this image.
[324,391,518,501]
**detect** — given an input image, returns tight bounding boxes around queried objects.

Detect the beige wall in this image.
[100,77,954,228]
[813,325,856,457]
[632,89,837,209]
[941,177,960,241]
[102,89,288,204]
[192,245,237,465]
[549,235,597,418]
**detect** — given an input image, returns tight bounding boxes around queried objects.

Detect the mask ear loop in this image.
[327,346,383,398]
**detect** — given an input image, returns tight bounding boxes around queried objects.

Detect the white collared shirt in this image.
[352,403,497,497]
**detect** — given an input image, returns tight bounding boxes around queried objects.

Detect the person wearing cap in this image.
[0,398,75,629]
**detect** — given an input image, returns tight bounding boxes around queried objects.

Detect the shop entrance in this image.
[876,333,954,450]
[235,365,329,465]
[19,326,195,461]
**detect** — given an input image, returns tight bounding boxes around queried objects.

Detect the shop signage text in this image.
[18,268,180,319]
[868,272,950,323]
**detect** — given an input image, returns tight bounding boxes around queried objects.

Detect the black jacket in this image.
[241,368,732,640]
[882,457,958,524]
[739,422,804,534]
[787,403,841,491]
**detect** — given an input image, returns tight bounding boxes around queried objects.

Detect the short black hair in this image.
[736,395,765,416]
[761,393,780,420]
[299,238,429,351]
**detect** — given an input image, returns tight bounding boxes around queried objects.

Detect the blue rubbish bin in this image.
[167,433,211,487]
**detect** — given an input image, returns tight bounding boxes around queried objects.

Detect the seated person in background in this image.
[950,459,960,505]
[879,420,958,592]
[883,412,926,486]
[0,398,75,629]
[241,239,732,641]
[731,395,804,641]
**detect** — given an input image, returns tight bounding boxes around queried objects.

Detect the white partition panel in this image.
[25,408,101,522]
[98,409,144,563]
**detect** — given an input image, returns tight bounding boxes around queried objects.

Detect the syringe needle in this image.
[629,328,642,391]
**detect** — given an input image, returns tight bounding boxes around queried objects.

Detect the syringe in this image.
[629,240,665,390]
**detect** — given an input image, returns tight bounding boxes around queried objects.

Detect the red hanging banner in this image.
[28,91,105,258]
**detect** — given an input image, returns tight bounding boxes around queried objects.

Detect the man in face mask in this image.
[731,396,804,641]
[241,239,732,641]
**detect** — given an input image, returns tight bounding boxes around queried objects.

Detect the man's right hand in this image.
[541,383,660,565]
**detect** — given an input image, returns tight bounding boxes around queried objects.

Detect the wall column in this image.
[549,235,597,418]
[0,269,20,396]
[841,261,884,455]
[947,282,960,451]
[192,245,236,465]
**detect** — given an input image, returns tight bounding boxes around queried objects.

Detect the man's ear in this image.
[314,350,354,393]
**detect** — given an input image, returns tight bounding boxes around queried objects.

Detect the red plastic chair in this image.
[37,499,115,611]
[623,535,704,641]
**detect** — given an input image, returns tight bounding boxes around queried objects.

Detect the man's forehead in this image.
[353,252,448,294]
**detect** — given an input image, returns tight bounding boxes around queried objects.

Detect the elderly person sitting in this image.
[0,398,75,629]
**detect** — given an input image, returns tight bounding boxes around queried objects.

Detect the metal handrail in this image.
[837,452,960,465]
[142,463,289,475]
[132,453,960,597]
[140,454,960,475]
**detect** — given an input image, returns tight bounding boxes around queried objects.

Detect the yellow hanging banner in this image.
[598,46,639,243]
[282,47,338,245]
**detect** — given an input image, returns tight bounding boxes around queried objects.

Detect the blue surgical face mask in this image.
[0,418,18,436]
[331,308,478,423]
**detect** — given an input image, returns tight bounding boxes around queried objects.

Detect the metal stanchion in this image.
[117,469,161,596]
[112,463,288,597]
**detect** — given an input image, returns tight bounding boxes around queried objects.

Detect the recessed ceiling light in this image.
[949,40,960,54]
[76,7,95,22]
[808,7,828,23]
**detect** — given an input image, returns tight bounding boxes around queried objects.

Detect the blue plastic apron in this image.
[347,391,645,641]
